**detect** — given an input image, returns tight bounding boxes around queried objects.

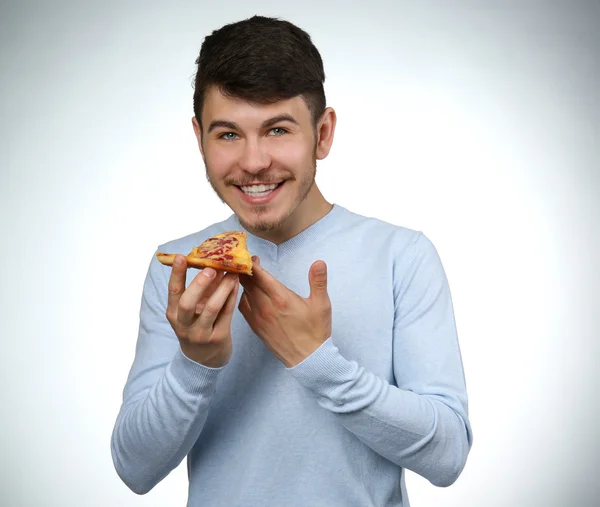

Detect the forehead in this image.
[202,86,311,125]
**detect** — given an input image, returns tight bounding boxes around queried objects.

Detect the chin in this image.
[225,188,293,234]
[237,208,288,234]
[209,175,311,236]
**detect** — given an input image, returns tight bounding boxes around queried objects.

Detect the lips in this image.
[239,182,280,196]
[235,181,285,204]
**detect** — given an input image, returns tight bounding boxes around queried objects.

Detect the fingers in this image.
[194,273,239,330]
[239,275,272,313]
[238,289,251,320]
[238,258,266,297]
[166,255,188,323]
[213,277,240,333]
[177,267,218,327]
[238,274,255,294]
[195,271,226,314]
[308,261,329,301]
[246,256,286,301]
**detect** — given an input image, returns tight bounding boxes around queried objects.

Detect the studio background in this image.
[1,1,598,506]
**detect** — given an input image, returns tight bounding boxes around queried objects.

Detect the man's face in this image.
[193,86,326,237]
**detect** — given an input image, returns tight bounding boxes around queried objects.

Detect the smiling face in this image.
[192,86,336,243]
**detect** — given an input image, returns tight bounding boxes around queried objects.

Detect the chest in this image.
[229,254,396,382]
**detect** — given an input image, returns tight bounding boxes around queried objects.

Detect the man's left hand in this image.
[238,257,332,368]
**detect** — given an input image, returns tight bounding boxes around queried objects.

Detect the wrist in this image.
[281,338,326,368]
[180,342,230,368]
[169,347,224,395]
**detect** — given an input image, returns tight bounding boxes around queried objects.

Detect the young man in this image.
[111,15,473,506]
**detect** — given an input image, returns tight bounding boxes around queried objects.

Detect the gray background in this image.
[1,1,598,505]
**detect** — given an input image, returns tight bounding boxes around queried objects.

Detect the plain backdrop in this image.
[1,1,598,506]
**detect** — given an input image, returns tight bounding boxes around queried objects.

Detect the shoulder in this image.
[334,206,445,283]
[335,205,428,256]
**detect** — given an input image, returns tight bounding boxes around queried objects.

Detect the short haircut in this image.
[193,15,326,129]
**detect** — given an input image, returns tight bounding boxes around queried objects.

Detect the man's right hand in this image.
[166,254,240,368]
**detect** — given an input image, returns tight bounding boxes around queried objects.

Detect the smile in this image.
[240,183,280,196]
[235,181,286,204]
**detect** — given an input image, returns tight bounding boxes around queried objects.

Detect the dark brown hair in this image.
[193,16,326,130]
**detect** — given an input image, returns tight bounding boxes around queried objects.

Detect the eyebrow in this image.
[207,114,300,134]
[261,114,299,129]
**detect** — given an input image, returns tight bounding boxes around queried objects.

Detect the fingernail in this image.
[202,268,216,279]
[175,256,183,267]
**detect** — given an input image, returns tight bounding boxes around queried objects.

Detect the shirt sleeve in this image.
[287,232,473,487]
[110,252,224,495]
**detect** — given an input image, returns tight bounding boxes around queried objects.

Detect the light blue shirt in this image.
[111,204,473,506]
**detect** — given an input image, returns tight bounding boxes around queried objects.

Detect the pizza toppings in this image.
[156,230,253,275]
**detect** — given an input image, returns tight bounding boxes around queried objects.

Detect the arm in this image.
[110,254,236,494]
[287,233,473,487]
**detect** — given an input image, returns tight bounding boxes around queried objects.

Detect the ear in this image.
[192,116,205,160]
[315,107,337,160]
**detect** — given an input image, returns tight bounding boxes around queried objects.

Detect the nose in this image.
[238,138,271,174]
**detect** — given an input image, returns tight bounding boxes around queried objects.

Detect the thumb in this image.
[309,261,329,301]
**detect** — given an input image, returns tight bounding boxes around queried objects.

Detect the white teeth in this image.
[240,183,278,194]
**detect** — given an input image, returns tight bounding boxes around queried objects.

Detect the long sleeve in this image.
[288,233,473,487]
[111,253,224,494]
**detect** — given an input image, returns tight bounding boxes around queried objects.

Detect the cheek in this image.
[204,145,238,176]
[271,138,313,166]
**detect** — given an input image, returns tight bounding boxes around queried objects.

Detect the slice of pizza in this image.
[156,231,253,275]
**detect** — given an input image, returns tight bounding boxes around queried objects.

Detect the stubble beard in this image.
[205,160,317,235]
